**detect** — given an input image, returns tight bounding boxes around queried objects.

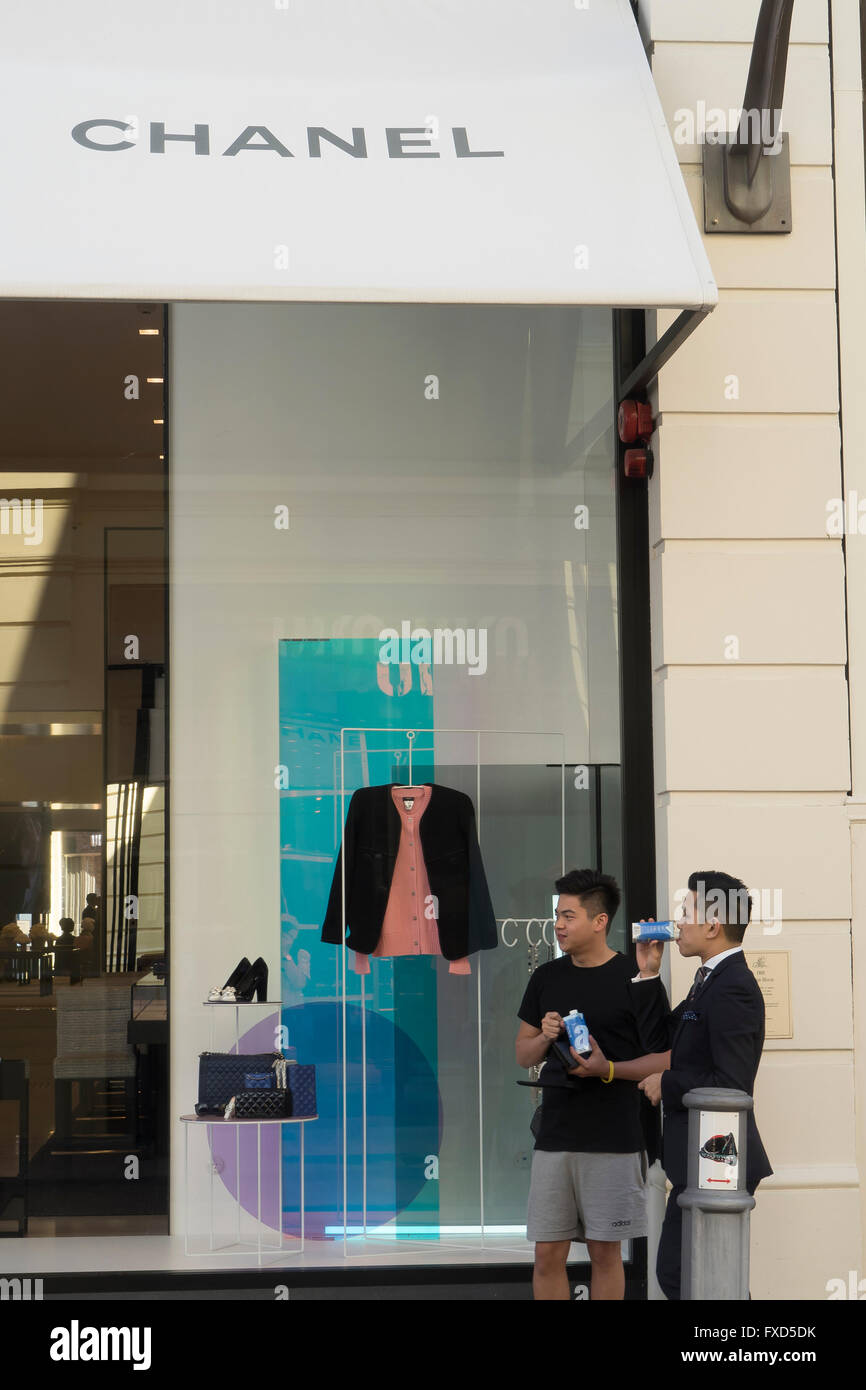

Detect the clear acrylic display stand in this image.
[187,994,304,1266]
[335,725,565,1260]
[202,998,284,1052]
[180,1113,315,1267]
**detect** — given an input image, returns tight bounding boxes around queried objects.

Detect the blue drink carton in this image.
[563,1009,591,1059]
[631,920,679,943]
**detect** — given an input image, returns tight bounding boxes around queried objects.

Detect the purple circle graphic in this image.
[208,1007,442,1238]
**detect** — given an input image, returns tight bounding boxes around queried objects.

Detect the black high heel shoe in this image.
[234,956,268,1003]
[207,957,251,1002]
[224,957,251,990]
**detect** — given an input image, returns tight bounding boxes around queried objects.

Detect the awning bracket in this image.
[619,307,712,399]
[702,0,795,234]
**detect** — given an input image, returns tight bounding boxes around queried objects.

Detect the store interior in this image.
[0,302,168,1244]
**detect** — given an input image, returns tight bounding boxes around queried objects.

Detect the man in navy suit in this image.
[639,869,773,1300]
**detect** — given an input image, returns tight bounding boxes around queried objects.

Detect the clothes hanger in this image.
[393,731,427,792]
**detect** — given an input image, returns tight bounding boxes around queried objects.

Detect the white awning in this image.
[0,0,717,309]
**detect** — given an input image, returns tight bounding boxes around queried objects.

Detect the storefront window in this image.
[171,303,622,1262]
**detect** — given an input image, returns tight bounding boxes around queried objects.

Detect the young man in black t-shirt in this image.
[515,869,671,1300]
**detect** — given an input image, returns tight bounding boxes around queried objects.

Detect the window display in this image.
[158,300,627,1262]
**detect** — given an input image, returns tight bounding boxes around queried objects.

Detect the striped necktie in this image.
[687,964,711,1003]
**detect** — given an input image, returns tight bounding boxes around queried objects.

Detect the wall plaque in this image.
[745,950,793,1040]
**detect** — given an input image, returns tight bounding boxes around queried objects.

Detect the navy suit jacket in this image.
[661,951,772,1190]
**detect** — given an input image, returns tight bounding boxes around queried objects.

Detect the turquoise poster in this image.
[278,638,442,1240]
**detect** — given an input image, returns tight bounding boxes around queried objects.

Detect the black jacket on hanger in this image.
[321,783,498,961]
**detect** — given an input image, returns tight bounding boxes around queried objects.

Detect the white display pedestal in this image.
[180,1113,317,1268]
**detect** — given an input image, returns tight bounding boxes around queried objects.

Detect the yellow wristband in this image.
[601,1061,614,1084]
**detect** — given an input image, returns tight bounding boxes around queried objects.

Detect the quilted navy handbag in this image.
[286,1064,317,1117]
[197,1052,283,1111]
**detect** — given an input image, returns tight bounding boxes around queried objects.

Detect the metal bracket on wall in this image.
[704,133,792,233]
[702,0,794,234]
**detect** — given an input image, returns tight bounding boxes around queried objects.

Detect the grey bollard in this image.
[678,1088,755,1300]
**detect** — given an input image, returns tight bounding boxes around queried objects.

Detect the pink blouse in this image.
[352,785,470,976]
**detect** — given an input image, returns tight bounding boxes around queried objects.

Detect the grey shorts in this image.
[526,1149,648,1244]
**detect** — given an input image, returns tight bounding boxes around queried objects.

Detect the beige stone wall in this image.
[642,0,865,1297]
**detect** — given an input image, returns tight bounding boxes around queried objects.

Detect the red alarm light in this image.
[618,400,654,444]
[624,447,654,479]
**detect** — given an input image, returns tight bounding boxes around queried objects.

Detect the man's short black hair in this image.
[687,869,752,943]
[555,869,621,933]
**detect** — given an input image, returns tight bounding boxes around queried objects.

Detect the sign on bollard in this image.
[679,1088,756,1300]
[698,1109,740,1189]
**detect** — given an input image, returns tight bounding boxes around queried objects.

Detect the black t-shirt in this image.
[517,951,670,1154]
